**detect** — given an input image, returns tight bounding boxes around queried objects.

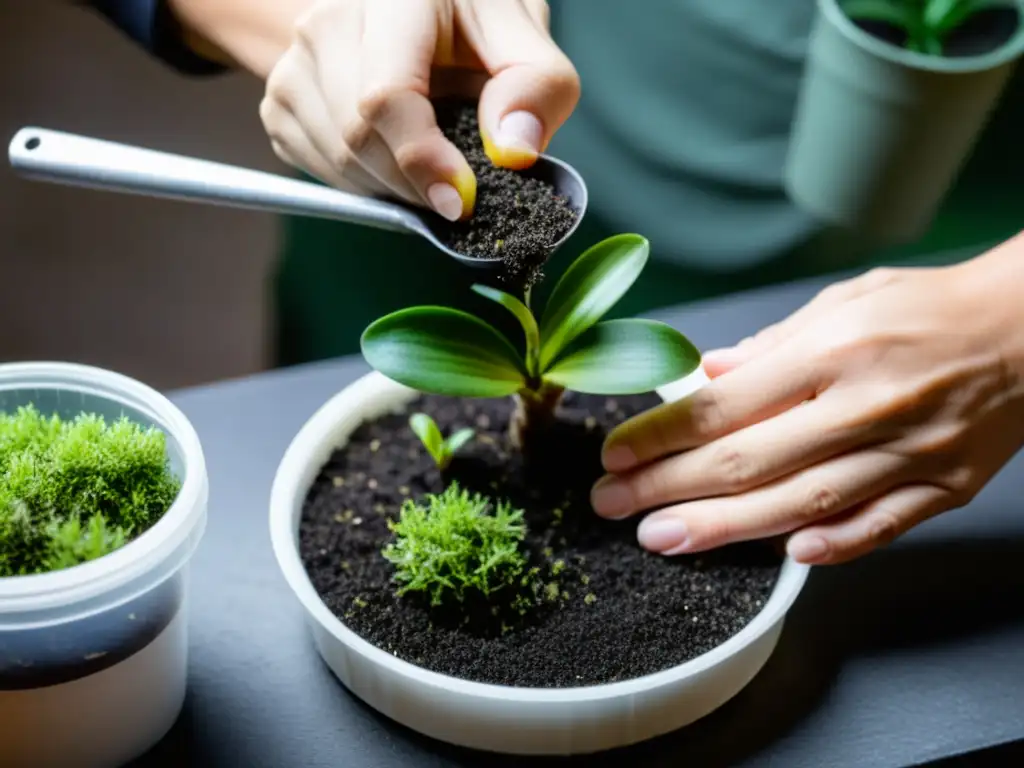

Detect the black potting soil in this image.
[299,391,783,688]
[431,99,579,289]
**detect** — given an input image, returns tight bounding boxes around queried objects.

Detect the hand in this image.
[590,245,1024,565]
[258,0,579,221]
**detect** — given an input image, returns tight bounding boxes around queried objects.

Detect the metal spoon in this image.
[7,127,587,270]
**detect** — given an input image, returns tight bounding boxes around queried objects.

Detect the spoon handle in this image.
[7,127,421,235]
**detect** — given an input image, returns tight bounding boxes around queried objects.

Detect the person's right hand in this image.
[258,0,579,222]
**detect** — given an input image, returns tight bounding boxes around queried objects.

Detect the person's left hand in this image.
[590,248,1024,565]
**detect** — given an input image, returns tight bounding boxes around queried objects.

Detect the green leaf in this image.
[538,234,650,371]
[362,307,528,397]
[409,413,445,465]
[921,33,944,54]
[471,284,541,376]
[924,0,964,30]
[543,319,702,395]
[841,0,919,31]
[444,428,476,458]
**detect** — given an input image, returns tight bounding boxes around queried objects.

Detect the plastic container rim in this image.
[0,361,207,614]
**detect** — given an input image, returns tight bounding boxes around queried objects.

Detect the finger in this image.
[268,123,365,195]
[633,450,912,555]
[601,336,827,472]
[702,335,760,378]
[286,9,405,197]
[592,394,868,519]
[460,0,580,169]
[702,269,900,373]
[261,56,382,195]
[786,485,952,565]
[359,0,477,220]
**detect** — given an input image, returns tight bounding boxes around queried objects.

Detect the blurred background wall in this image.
[0,1,287,390]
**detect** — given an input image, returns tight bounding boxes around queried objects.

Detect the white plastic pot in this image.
[0,362,208,768]
[270,369,811,756]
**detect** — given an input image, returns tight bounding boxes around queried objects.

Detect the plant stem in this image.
[509,382,565,452]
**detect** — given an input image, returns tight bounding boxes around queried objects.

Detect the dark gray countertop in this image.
[133,271,1024,768]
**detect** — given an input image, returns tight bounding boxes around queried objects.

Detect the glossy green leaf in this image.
[543,319,702,395]
[444,428,476,458]
[538,234,650,371]
[471,284,541,375]
[409,413,444,466]
[921,33,944,54]
[924,0,965,30]
[842,0,919,31]
[361,307,527,397]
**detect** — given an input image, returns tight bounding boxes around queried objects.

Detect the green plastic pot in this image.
[785,0,1024,243]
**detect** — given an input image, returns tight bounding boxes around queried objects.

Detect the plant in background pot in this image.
[270,234,810,756]
[785,0,1024,242]
[0,362,207,768]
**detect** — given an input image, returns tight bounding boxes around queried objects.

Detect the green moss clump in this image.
[382,481,528,607]
[0,405,181,577]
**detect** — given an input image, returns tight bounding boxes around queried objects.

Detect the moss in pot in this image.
[1,363,208,768]
[0,405,181,689]
[296,234,786,691]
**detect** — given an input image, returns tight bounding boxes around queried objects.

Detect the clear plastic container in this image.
[0,362,208,768]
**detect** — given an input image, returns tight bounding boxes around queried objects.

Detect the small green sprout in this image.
[408,412,474,471]
[1,405,180,577]
[42,514,128,572]
[361,234,701,449]
[841,0,994,55]
[382,482,527,606]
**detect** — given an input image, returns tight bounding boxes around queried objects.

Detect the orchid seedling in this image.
[409,412,474,471]
[841,0,994,54]
[361,234,701,449]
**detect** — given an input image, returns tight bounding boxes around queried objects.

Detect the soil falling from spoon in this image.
[432,100,579,290]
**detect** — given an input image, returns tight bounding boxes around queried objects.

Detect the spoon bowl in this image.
[414,151,589,268]
[7,127,587,271]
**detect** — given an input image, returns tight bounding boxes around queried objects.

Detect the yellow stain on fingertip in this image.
[481,130,540,172]
[451,167,477,220]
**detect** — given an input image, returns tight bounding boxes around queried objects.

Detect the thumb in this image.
[461,1,580,170]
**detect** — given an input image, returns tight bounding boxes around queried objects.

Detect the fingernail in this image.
[638,516,689,553]
[590,476,632,518]
[602,445,636,472]
[495,111,543,153]
[427,182,463,221]
[788,534,829,563]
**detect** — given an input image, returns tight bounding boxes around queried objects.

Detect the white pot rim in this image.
[820,0,1024,73]
[270,369,811,703]
[0,361,208,619]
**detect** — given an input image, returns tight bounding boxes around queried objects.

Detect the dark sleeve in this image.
[85,0,228,76]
